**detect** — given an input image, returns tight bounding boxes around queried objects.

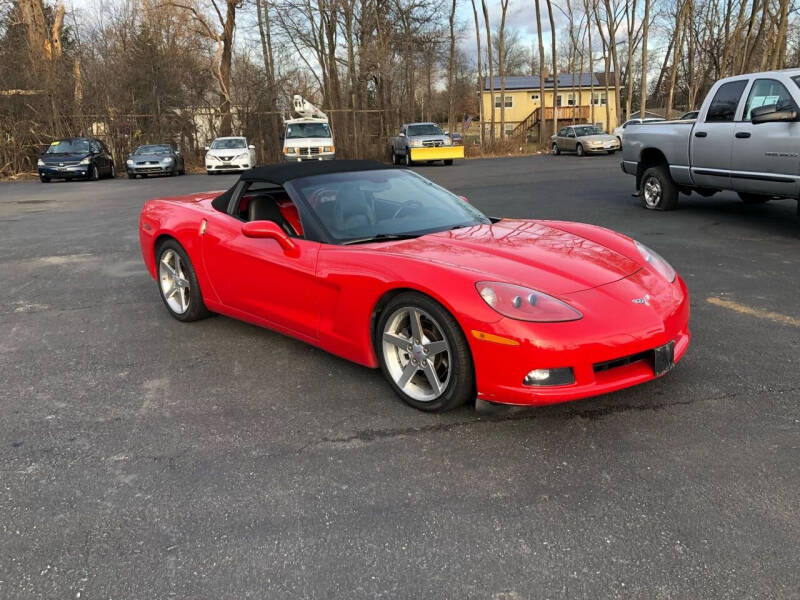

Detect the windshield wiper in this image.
[341,233,422,245]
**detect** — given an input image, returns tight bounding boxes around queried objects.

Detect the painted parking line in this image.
[707,297,800,328]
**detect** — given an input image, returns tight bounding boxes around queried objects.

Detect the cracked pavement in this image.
[1,155,799,599]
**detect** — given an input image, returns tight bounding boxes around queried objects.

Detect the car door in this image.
[89,140,104,173]
[565,127,577,151]
[554,127,567,150]
[731,77,800,197]
[200,184,322,340]
[98,141,114,174]
[690,79,748,189]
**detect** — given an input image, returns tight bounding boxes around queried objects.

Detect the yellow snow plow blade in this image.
[409,146,464,162]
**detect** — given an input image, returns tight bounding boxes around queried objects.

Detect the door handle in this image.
[735,131,751,138]
[694,131,708,138]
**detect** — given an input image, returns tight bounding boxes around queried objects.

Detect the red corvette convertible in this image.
[139,160,690,412]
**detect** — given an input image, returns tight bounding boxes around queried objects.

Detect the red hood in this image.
[373,219,641,294]
[157,191,225,204]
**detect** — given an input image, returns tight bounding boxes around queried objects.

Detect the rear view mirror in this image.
[751,104,798,124]
[241,220,296,252]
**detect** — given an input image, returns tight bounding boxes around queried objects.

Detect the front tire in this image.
[444,159,453,165]
[552,143,560,155]
[404,150,413,166]
[737,192,770,204]
[40,176,51,183]
[128,173,136,179]
[155,240,211,322]
[640,165,679,211]
[89,164,99,181]
[376,292,474,412]
[576,143,585,157]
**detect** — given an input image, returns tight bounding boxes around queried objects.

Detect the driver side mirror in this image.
[398,132,406,137]
[248,144,255,149]
[204,146,210,151]
[241,220,296,252]
[751,104,798,124]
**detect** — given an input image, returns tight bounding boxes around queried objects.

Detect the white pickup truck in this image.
[621,69,800,217]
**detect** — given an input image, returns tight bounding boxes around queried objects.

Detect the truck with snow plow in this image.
[389,122,464,166]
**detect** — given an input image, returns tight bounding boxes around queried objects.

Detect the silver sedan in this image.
[551,125,621,156]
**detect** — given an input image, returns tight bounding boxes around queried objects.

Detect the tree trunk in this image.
[546,0,557,135]
[534,0,546,144]
[481,0,495,145]
[448,0,457,144]
[470,0,484,146]
[640,0,650,119]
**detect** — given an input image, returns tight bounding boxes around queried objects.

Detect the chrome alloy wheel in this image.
[643,175,662,209]
[382,307,451,402]
[159,249,191,314]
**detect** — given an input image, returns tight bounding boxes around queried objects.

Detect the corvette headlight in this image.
[38,159,45,167]
[80,156,91,165]
[635,240,676,282]
[476,282,582,322]
[409,139,423,147]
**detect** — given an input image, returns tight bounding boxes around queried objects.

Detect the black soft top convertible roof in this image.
[211,160,392,212]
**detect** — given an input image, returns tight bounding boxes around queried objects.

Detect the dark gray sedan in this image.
[551,125,620,156]
[125,144,185,179]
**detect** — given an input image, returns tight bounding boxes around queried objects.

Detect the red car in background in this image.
[139,160,690,412]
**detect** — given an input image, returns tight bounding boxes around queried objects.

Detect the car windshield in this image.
[134,145,172,155]
[794,75,800,90]
[211,138,246,149]
[285,122,332,139]
[407,124,443,136]
[291,169,491,243]
[45,139,91,154]
[574,126,603,136]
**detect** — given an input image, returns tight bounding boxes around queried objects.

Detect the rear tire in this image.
[640,165,679,211]
[552,143,560,156]
[737,192,770,204]
[376,292,474,413]
[155,239,212,322]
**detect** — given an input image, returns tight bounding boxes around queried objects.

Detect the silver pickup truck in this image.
[622,69,800,217]
[389,122,464,166]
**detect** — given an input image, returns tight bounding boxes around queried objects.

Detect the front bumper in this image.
[206,162,251,172]
[39,165,88,178]
[128,164,173,175]
[284,153,336,162]
[409,146,464,161]
[468,272,691,406]
[584,143,620,153]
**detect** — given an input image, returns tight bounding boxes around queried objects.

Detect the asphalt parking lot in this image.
[2,154,799,599]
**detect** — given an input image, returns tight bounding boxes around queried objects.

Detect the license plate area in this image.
[653,340,675,376]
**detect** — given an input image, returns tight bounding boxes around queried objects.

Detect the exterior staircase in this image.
[511,105,591,137]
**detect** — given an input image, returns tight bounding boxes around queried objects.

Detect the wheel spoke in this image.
[397,361,417,389]
[424,340,447,356]
[422,360,443,395]
[179,288,187,311]
[161,257,177,278]
[383,332,410,348]
[165,284,178,299]
[408,308,423,341]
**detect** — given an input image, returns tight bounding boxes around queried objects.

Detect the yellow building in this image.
[480,73,620,137]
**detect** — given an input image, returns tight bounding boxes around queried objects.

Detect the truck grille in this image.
[422,139,444,147]
[298,147,321,155]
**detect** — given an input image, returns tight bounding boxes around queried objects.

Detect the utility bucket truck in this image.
[282,95,335,161]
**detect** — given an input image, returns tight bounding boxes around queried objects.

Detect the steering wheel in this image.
[393,200,424,219]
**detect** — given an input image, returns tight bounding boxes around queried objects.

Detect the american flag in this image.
[462,115,473,132]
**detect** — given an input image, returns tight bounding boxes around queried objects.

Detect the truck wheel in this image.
[737,192,770,204]
[444,159,453,166]
[640,165,678,211]
[404,151,413,166]
[391,149,398,165]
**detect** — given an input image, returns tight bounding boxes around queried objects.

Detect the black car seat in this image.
[248,194,295,235]
[334,183,374,232]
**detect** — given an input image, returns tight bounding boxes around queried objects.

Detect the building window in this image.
[592,92,607,105]
[494,95,513,108]
[556,94,575,107]
[503,123,515,134]
[531,94,540,101]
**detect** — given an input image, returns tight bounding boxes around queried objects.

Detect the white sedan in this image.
[613,118,664,146]
[205,137,256,174]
